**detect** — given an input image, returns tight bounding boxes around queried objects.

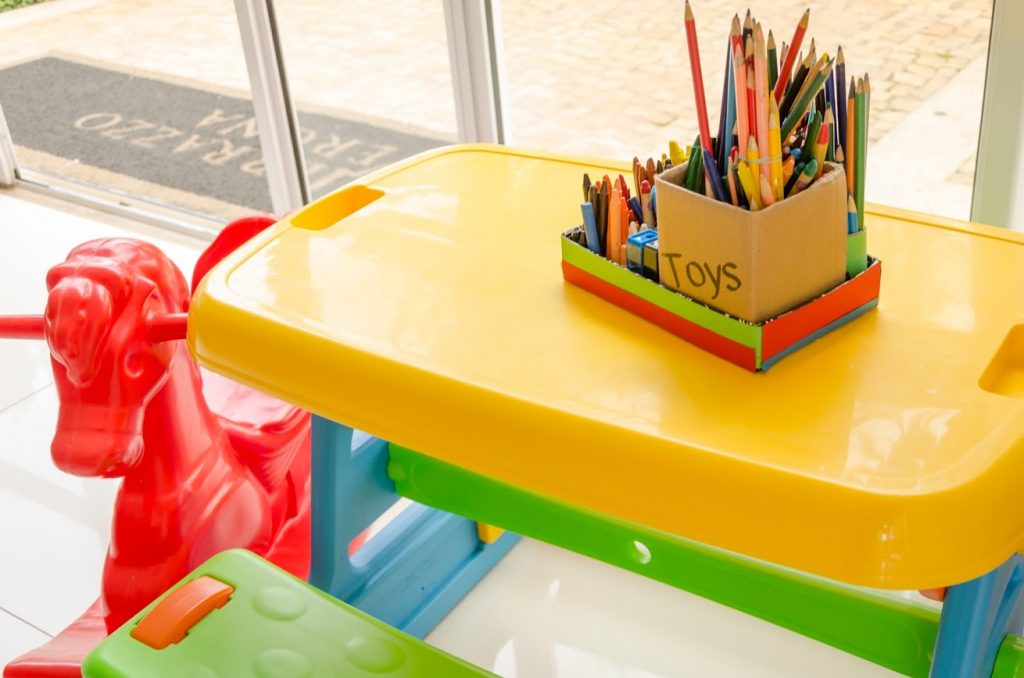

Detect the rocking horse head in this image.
[44,238,190,478]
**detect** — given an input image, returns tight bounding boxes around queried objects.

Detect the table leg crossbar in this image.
[385,443,1024,678]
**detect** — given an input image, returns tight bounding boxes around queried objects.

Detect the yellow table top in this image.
[190,145,1024,589]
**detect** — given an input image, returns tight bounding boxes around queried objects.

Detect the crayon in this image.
[641,180,654,226]
[608,185,622,264]
[581,202,600,254]
[582,174,592,202]
[669,139,687,165]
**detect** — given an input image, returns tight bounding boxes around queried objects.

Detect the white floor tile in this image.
[428,539,900,677]
[0,609,50,669]
[0,385,114,634]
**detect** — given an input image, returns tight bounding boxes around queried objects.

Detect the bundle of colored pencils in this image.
[576,144,687,264]
[680,2,869,227]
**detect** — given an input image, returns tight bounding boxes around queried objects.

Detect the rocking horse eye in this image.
[124,351,145,379]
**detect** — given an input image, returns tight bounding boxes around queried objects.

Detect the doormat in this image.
[0,57,447,212]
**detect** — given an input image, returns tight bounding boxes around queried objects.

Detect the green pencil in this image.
[781,59,833,141]
[855,77,867,231]
[801,110,822,161]
[767,30,778,91]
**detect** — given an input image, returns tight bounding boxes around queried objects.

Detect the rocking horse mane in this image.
[48,238,191,313]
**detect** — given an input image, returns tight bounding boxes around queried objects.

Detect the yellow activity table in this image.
[189,145,1024,678]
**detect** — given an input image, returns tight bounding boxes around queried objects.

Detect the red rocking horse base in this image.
[1,221,315,676]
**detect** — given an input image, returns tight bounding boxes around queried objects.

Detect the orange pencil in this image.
[726,156,739,206]
[683,1,714,161]
[745,36,756,137]
[846,76,856,195]
[774,8,810,103]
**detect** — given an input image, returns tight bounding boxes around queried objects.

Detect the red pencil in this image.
[773,8,809,103]
[683,1,713,156]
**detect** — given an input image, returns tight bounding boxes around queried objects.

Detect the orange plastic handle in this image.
[130,576,234,649]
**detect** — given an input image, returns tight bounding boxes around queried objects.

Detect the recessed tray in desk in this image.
[189,144,1024,591]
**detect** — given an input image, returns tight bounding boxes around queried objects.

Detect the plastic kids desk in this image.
[189,145,1024,678]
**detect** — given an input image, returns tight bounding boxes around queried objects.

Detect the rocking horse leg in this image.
[307,416,518,637]
[930,554,1024,677]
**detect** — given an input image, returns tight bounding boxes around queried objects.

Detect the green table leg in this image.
[387,445,1024,678]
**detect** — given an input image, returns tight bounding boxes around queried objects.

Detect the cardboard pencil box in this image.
[656,161,847,323]
[560,161,881,372]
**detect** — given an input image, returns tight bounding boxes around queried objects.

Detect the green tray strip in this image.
[561,235,761,348]
[388,444,1024,677]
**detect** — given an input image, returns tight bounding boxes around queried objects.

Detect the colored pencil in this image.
[780,41,789,89]
[743,9,753,45]
[788,51,827,124]
[736,160,761,211]
[789,158,817,196]
[846,76,856,195]
[864,73,872,142]
[753,24,771,190]
[745,136,761,206]
[779,51,812,120]
[812,121,829,178]
[782,154,795,183]
[785,161,804,195]
[702,148,727,201]
[836,47,847,152]
[781,57,833,141]
[716,16,740,168]
[767,30,778,92]
[823,106,835,163]
[848,195,858,234]
[801,110,821,160]
[773,8,809,103]
[683,2,714,173]
[855,77,867,230]
[726,156,739,206]
[745,37,757,139]
[731,39,751,165]
[769,97,783,200]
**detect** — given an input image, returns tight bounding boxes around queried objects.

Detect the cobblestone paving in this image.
[0,0,993,212]
[500,0,992,159]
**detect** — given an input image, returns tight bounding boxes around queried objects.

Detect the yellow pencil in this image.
[736,160,761,211]
[745,136,762,206]
[768,98,783,201]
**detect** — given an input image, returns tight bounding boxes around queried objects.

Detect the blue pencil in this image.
[702,149,727,202]
[581,202,601,253]
[722,47,737,171]
[847,195,858,234]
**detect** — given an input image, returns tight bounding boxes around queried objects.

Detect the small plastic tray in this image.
[561,227,882,371]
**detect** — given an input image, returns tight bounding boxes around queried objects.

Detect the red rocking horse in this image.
[0,218,313,676]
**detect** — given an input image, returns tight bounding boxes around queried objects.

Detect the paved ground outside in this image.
[0,0,993,222]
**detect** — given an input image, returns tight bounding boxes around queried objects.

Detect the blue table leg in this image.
[307,415,519,638]
[931,554,1023,677]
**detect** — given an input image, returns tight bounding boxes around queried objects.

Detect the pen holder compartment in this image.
[847,229,868,277]
[656,162,848,323]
